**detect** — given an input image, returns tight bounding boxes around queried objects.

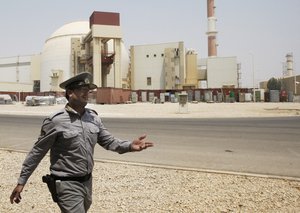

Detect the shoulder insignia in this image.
[48,109,65,120]
[86,108,98,115]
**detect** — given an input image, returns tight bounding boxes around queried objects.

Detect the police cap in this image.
[59,72,97,90]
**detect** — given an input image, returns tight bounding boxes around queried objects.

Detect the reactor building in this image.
[0,3,241,98]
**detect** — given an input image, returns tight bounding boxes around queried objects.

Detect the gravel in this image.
[1,150,300,213]
[1,102,300,212]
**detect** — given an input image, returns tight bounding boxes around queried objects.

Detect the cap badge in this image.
[84,78,90,84]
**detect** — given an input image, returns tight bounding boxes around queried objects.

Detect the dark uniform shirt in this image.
[18,105,132,185]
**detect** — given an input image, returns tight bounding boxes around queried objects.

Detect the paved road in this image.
[0,115,299,178]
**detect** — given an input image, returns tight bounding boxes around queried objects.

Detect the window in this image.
[147,77,152,86]
[146,55,149,58]
[154,54,156,57]
[33,80,40,92]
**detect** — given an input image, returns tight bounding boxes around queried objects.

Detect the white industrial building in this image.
[1,2,297,103]
[198,56,239,88]
[0,9,239,94]
[41,21,90,92]
[130,42,186,90]
[130,42,239,90]
[0,55,40,92]
[0,41,239,93]
[0,12,130,93]
[41,11,130,92]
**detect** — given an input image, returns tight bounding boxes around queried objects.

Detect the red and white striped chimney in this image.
[206,0,218,57]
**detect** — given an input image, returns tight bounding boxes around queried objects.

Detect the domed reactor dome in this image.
[40,21,90,92]
[40,20,130,91]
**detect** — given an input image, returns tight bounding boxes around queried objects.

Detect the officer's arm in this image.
[97,118,132,154]
[17,118,57,186]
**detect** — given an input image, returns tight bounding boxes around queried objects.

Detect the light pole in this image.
[250,53,255,102]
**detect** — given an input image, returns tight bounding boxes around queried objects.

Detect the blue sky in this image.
[0,0,299,87]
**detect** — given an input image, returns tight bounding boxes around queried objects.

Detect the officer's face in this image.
[68,86,90,107]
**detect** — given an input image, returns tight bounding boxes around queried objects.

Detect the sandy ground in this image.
[1,150,300,213]
[1,102,300,212]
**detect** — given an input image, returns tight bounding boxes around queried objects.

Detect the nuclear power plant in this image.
[0,0,299,104]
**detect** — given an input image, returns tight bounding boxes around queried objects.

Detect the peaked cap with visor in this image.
[59,72,97,90]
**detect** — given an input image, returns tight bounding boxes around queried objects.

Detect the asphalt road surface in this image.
[0,115,299,178]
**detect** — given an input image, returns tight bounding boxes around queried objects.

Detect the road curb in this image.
[2,148,299,182]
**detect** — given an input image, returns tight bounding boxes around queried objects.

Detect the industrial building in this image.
[129,42,239,90]
[41,11,130,92]
[259,53,300,101]
[0,12,130,93]
[129,0,239,91]
[0,54,40,92]
[0,4,239,96]
[129,42,186,90]
[1,0,296,103]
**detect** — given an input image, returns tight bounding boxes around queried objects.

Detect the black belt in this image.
[51,173,91,183]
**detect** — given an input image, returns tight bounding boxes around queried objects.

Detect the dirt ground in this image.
[1,102,300,212]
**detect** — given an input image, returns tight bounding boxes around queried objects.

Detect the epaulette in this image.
[86,108,98,115]
[48,109,65,120]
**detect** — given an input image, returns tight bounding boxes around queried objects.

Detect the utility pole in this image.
[16,55,20,83]
[250,53,255,102]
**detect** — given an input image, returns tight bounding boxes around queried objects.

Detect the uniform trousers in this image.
[55,177,92,213]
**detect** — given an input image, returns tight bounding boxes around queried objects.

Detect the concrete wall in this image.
[281,75,300,95]
[0,55,34,92]
[130,42,185,90]
[96,87,131,104]
[207,56,238,88]
[30,54,41,81]
[164,48,181,89]
[92,25,122,39]
[260,75,300,96]
[185,51,198,87]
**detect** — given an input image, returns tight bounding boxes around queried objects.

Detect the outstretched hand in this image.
[131,134,154,152]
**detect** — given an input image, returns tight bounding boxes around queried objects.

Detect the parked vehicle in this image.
[25,96,55,106]
[0,94,13,104]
